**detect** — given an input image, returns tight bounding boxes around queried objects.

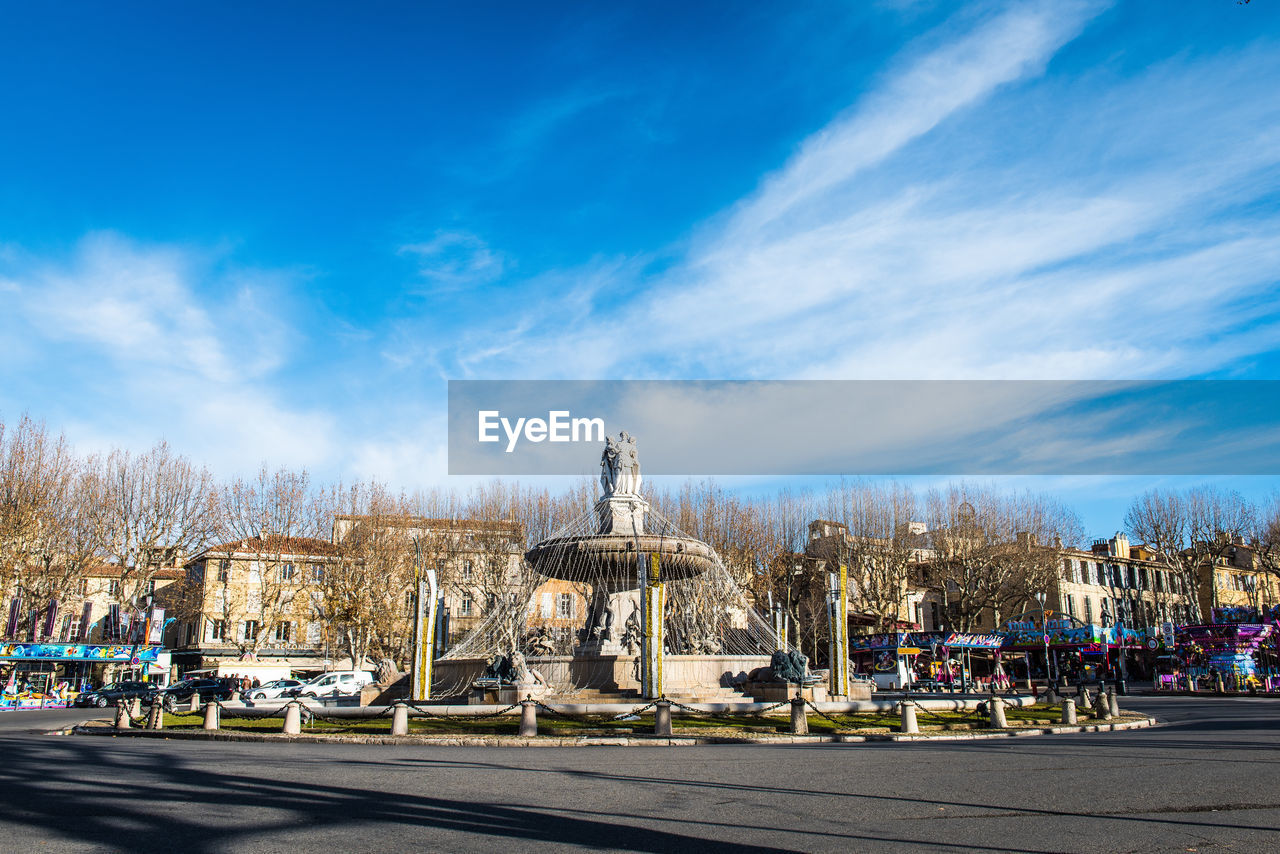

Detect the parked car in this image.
[283,671,373,699]
[72,681,158,708]
[158,677,234,709]
[242,679,305,702]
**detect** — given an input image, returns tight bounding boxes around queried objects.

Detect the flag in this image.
[147,608,165,644]
[42,600,58,639]
[5,597,21,638]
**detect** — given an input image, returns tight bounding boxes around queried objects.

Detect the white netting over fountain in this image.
[432,455,784,698]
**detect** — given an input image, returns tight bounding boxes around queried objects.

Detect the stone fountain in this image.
[434,433,782,702]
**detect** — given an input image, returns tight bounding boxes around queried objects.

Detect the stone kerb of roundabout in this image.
[70,691,1157,746]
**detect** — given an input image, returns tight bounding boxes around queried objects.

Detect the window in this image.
[1084,597,1094,624]
[460,595,473,617]
[310,564,325,583]
[76,579,88,596]
[540,592,553,618]
[556,593,574,620]
[243,620,260,642]
[108,580,121,597]
[306,622,322,644]
[274,621,292,642]
[217,560,230,582]
[208,619,226,641]
[1065,594,1075,617]
[279,563,296,582]
[462,561,474,581]
[147,579,157,597]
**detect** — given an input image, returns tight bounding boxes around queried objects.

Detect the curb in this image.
[70,716,1156,747]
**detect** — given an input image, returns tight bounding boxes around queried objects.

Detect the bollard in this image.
[283,702,302,735]
[789,695,809,735]
[1108,686,1120,718]
[1078,687,1093,709]
[1094,691,1112,721]
[1042,687,1059,707]
[988,694,1008,729]
[113,702,131,729]
[1214,674,1225,694]
[203,701,220,731]
[147,702,163,730]
[391,703,409,736]
[188,693,201,714]
[653,700,672,737]
[519,699,538,737]
[1060,698,1077,725]
[898,700,919,734]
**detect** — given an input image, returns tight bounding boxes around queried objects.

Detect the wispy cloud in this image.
[435,0,1280,387]
[0,233,337,473]
[399,230,509,292]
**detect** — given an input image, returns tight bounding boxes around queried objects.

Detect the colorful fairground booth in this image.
[999,613,1148,688]
[0,642,171,711]
[1156,606,1279,693]
[848,631,1006,692]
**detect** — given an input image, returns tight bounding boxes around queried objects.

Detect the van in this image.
[289,670,373,698]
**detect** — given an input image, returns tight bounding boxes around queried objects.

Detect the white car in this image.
[290,671,373,699]
[242,679,305,701]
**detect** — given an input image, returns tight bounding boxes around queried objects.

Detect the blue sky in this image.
[2,1,1279,540]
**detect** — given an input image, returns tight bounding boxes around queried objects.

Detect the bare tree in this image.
[319,482,416,669]
[818,481,921,628]
[924,484,1080,632]
[0,415,101,639]
[1253,492,1280,588]
[1125,486,1255,621]
[208,465,323,655]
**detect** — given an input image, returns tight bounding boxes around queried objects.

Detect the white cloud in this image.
[399,230,508,291]
[432,1,1280,389]
[0,233,337,476]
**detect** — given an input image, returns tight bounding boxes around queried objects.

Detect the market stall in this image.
[848,631,1005,692]
[1172,623,1277,692]
[0,642,171,710]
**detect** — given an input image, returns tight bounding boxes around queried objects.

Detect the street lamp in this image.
[1034,591,1054,685]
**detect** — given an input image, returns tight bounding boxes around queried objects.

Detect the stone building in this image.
[332,514,587,648]
[1192,537,1280,620]
[161,535,345,679]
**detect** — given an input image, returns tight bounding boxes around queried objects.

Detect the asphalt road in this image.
[0,696,1276,854]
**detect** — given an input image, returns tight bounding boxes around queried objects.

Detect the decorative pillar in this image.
[282,702,302,735]
[828,565,850,698]
[641,553,665,699]
[988,693,1008,729]
[1060,698,1077,724]
[899,700,919,734]
[519,699,538,737]
[790,695,808,734]
[411,568,440,701]
[391,703,410,736]
[653,700,672,736]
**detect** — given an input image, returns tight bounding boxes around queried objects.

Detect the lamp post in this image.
[1034,591,1054,685]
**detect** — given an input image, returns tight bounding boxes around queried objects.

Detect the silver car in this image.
[242,679,305,701]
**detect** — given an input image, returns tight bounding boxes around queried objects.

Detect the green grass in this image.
[156,702,1117,736]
